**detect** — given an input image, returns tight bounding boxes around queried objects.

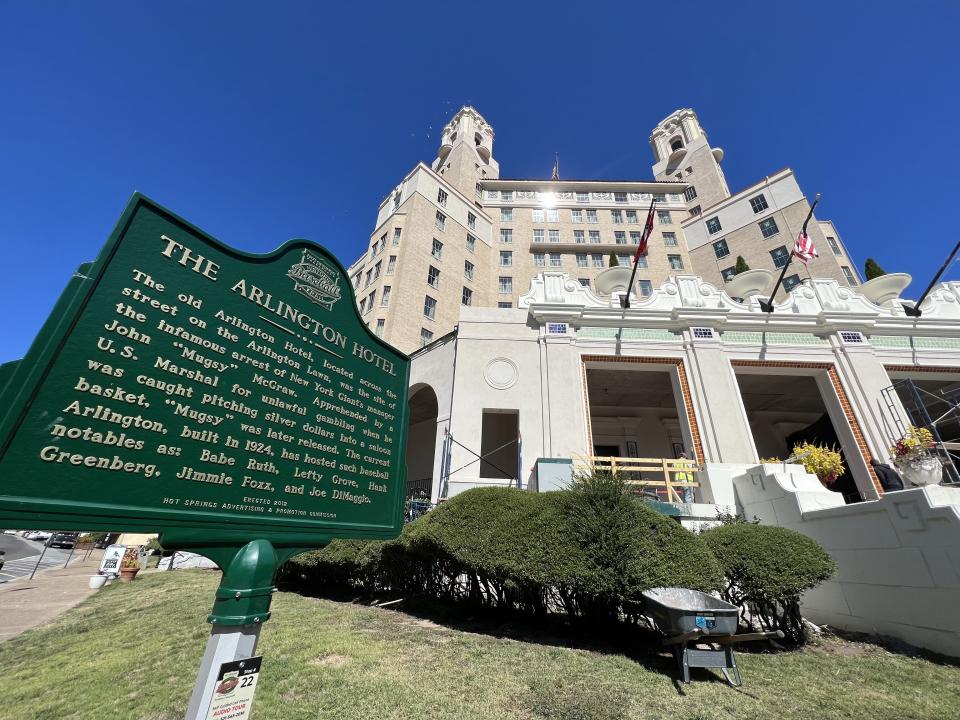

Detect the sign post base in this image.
[183,623,262,720]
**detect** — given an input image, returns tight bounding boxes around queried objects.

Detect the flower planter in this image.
[859,272,912,307]
[88,575,108,590]
[594,266,634,296]
[724,269,773,300]
[119,566,140,582]
[896,454,943,487]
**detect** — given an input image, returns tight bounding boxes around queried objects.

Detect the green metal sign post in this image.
[0,194,410,718]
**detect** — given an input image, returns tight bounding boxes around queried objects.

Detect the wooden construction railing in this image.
[572,456,700,504]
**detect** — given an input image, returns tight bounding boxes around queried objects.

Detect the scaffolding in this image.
[882,378,960,485]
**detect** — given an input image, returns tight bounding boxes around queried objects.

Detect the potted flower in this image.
[119,550,141,582]
[791,442,845,488]
[890,426,942,486]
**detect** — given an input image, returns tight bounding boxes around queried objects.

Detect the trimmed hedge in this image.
[701,523,835,644]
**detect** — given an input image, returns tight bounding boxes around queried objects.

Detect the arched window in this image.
[670,138,684,152]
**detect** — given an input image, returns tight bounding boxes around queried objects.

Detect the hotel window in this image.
[431,238,443,259]
[653,193,666,202]
[546,208,559,222]
[770,246,790,268]
[364,291,375,312]
[668,254,684,270]
[423,295,436,319]
[373,261,381,280]
[500,229,512,244]
[638,280,653,296]
[721,266,737,281]
[437,188,448,207]
[635,255,648,268]
[420,328,433,347]
[533,229,544,243]
[352,273,361,289]
[576,253,588,267]
[501,191,513,201]
[572,209,583,223]
[684,186,698,202]
[586,209,598,224]
[467,212,476,229]
[614,192,628,203]
[364,269,373,288]
[783,274,802,292]
[498,302,513,308]
[615,231,627,244]
[574,230,585,244]
[499,250,513,267]
[617,254,630,267]
[611,210,623,224]
[759,217,779,239]
[380,286,391,306]
[462,286,473,306]
[427,265,440,288]
[532,209,544,222]
[464,260,475,280]
[626,210,638,224]
[827,236,841,255]
[549,229,560,243]
[375,319,385,337]
[706,216,722,234]
[393,227,401,245]
[393,193,401,210]
[549,253,561,267]
[630,231,641,244]
[689,205,702,217]
[591,254,604,267]
[750,194,769,214]
[842,266,858,285]
[467,234,476,252]
[499,276,513,294]
[501,208,513,222]
[579,278,591,288]
[713,239,729,259]
[663,232,678,246]
[435,211,446,231]
[576,192,589,202]
[658,210,672,225]
[534,252,545,267]
[475,182,482,197]
[589,231,601,244]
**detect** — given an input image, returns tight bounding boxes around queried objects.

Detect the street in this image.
[0,535,80,582]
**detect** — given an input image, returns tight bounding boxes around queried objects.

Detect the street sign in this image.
[204,656,263,720]
[0,194,410,550]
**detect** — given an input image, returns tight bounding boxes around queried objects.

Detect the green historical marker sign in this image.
[0,194,410,555]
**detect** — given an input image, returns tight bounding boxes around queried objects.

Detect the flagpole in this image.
[902,238,960,317]
[760,194,820,313]
[621,199,656,309]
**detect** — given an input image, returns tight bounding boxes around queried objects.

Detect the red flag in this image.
[633,202,656,263]
[792,231,819,265]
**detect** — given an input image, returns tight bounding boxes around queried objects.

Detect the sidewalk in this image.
[0,550,104,643]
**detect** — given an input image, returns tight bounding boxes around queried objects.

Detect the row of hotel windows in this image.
[511,229,677,245]
[703,194,773,236]
[485,190,681,204]
[369,227,402,258]
[711,233,846,263]
[498,208,673,225]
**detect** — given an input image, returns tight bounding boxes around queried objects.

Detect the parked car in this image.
[0,550,5,572]
[24,530,52,542]
[46,532,80,549]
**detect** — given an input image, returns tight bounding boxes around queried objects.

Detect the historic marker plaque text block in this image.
[0,195,409,545]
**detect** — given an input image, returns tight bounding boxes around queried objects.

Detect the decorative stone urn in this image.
[89,574,108,590]
[594,266,634,296]
[858,273,912,307]
[896,454,943,487]
[724,269,773,300]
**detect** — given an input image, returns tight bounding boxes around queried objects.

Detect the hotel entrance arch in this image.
[406,384,439,499]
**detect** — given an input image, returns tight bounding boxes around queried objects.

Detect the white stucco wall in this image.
[729,464,960,657]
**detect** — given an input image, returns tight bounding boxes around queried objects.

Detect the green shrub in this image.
[701,523,835,644]
[864,257,887,280]
[733,256,750,275]
[284,538,386,592]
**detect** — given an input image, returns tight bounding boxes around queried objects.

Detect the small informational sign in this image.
[98,544,126,575]
[0,194,410,548]
[546,322,568,335]
[204,656,262,720]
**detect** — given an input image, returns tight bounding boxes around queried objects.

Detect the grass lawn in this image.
[1,570,957,720]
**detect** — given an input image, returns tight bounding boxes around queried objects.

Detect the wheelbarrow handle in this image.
[713,630,784,646]
[661,628,704,646]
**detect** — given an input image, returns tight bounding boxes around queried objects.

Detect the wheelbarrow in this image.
[642,587,782,686]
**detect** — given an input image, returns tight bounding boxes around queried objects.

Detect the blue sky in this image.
[1,1,957,361]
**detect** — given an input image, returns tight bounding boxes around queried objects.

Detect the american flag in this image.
[792,231,819,265]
